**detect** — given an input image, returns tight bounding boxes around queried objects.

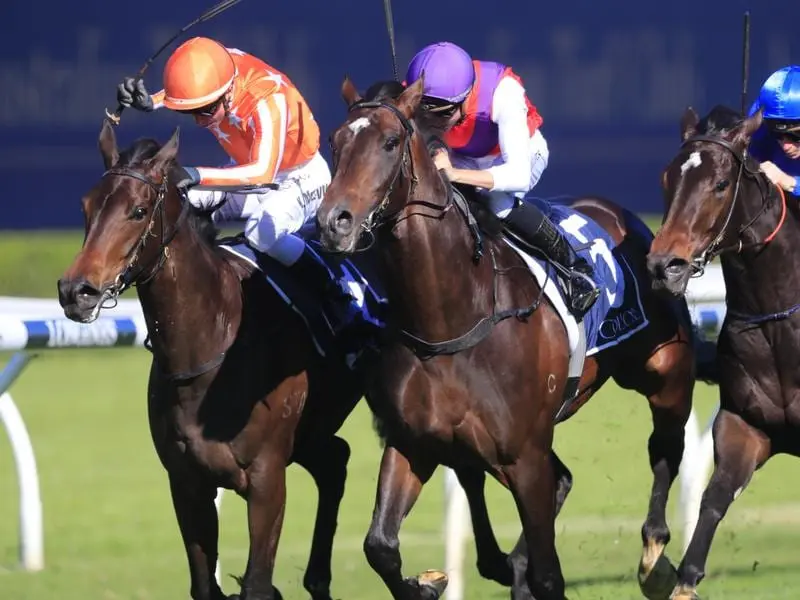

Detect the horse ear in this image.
[341,76,362,107]
[151,127,181,168]
[733,108,763,147]
[99,118,119,170]
[680,106,699,142]
[397,76,424,118]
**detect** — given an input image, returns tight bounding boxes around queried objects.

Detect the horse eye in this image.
[130,206,147,220]
[715,180,730,193]
[384,136,400,151]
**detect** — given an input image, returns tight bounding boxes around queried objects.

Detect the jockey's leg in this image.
[485,191,600,320]
[243,154,354,331]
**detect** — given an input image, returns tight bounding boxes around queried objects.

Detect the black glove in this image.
[173,166,201,190]
[117,77,154,112]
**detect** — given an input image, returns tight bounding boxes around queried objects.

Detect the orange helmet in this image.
[162,37,236,111]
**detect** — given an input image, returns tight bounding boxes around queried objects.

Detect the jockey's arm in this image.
[193,96,286,190]
[444,77,534,193]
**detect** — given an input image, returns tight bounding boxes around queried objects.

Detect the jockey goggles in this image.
[767,119,800,143]
[421,96,461,119]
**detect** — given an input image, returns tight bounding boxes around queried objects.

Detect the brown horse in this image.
[648,105,798,600]
[315,77,703,600]
[56,120,373,600]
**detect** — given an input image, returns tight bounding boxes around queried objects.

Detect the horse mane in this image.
[117,137,220,248]
[696,105,745,136]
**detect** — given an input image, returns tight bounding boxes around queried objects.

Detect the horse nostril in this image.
[58,278,101,306]
[664,256,689,277]
[334,209,354,235]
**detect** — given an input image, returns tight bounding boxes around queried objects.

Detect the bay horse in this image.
[648,105,797,600]
[55,119,525,600]
[56,119,371,600]
[315,77,704,599]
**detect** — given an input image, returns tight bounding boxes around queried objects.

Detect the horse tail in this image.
[620,209,720,386]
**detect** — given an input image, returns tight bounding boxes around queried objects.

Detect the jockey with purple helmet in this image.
[405,41,599,320]
[748,65,800,196]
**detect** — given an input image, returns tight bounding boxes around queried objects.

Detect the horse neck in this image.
[136,221,241,375]
[721,177,800,314]
[379,153,495,340]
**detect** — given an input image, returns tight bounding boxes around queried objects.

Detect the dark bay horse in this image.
[315,77,703,600]
[56,120,371,600]
[648,105,797,600]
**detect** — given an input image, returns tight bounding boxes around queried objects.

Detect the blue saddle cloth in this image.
[526,198,651,356]
[219,238,387,361]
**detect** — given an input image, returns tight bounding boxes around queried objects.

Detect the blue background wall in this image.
[2,1,796,228]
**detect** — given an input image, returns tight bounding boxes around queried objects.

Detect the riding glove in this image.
[117,77,155,112]
[174,166,201,190]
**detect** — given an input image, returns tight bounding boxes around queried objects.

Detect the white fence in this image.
[0,268,725,593]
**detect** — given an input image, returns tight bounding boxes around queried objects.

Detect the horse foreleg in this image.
[505,440,565,600]
[508,449,574,600]
[452,467,512,586]
[363,444,444,600]
[168,475,227,600]
[635,343,693,599]
[239,457,288,600]
[669,408,770,600]
[294,435,351,600]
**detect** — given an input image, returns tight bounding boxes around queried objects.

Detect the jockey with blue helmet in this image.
[405,42,599,320]
[748,65,800,196]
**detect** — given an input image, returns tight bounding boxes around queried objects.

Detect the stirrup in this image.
[568,270,600,316]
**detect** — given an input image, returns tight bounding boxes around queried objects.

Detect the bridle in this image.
[91,164,229,381]
[344,100,419,241]
[335,98,540,358]
[679,133,786,276]
[88,165,191,321]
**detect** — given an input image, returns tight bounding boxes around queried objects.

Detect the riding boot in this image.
[503,201,601,320]
[289,247,356,333]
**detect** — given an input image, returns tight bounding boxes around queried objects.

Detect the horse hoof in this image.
[638,545,678,600]
[670,584,700,600]
[477,557,513,587]
[416,569,449,598]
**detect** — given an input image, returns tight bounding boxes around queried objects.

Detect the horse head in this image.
[648,105,766,295]
[317,76,446,253]
[57,119,208,322]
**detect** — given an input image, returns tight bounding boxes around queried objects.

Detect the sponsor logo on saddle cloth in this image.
[511,199,650,357]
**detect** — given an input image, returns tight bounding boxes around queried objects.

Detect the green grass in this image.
[3,225,800,600]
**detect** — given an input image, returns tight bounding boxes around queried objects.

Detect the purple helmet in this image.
[405,42,475,104]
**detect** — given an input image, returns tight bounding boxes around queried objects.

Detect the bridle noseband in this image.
[679,133,786,276]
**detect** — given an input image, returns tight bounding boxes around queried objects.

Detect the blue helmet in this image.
[748,65,800,123]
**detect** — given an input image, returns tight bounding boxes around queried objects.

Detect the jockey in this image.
[404,41,600,319]
[116,36,353,328]
[748,65,800,196]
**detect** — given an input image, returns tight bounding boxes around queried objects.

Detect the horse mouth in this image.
[57,277,111,323]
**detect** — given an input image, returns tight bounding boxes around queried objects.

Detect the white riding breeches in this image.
[186,151,331,265]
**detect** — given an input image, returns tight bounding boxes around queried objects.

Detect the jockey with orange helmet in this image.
[117,36,353,327]
[405,41,599,319]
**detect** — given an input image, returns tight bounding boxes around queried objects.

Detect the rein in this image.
[680,134,787,276]
[344,99,543,358]
[98,165,229,381]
